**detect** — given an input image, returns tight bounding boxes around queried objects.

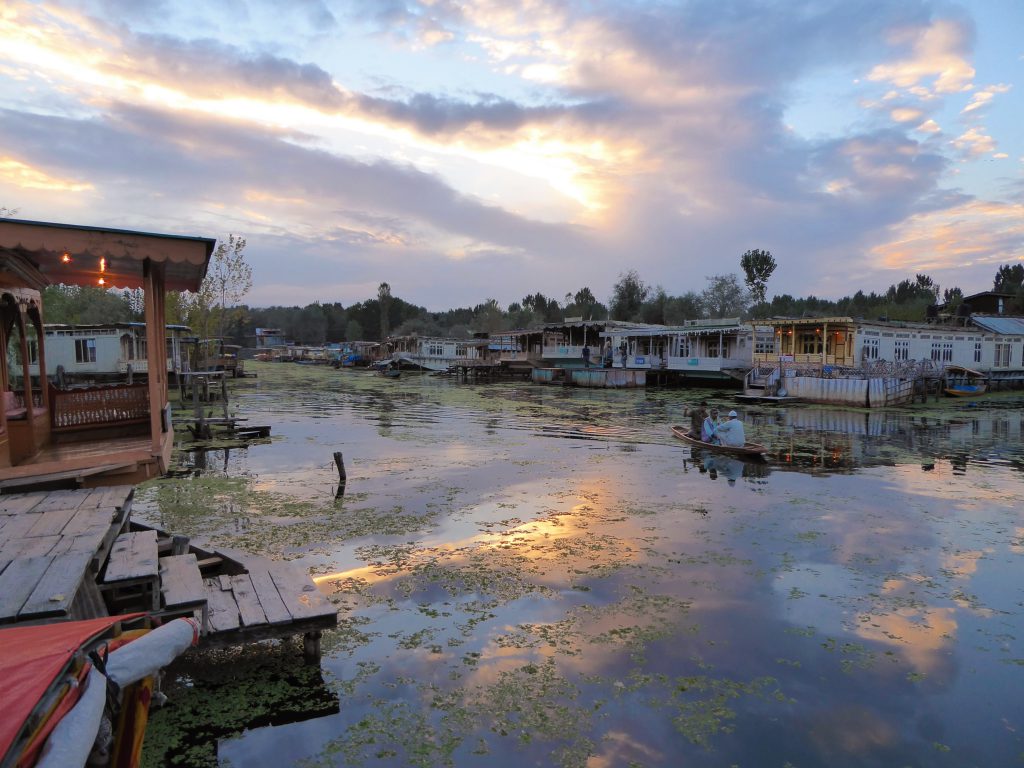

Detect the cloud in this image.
[867,17,975,96]
[869,199,1024,288]
[951,126,996,157]
[960,83,1011,114]
[0,0,1009,307]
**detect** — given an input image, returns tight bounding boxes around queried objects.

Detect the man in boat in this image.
[582,344,591,368]
[688,400,708,437]
[702,407,720,443]
[715,410,746,448]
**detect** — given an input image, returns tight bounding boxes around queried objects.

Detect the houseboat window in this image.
[994,342,1011,367]
[894,340,909,361]
[799,332,823,355]
[942,342,953,362]
[862,338,879,360]
[677,337,691,357]
[26,339,39,365]
[753,334,775,355]
[974,342,982,363]
[706,339,721,357]
[120,333,135,361]
[75,338,97,363]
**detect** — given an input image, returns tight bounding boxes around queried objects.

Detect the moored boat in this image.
[671,425,768,458]
[943,366,987,397]
[0,615,199,768]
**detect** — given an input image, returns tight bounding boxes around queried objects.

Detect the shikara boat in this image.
[943,366,987,397]
[0,615,198,768]
[671,425,768,458]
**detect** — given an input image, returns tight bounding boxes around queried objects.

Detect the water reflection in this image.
[139,366,1024,768]
[691,451,770,486]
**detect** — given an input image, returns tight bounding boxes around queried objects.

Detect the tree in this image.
[994,264,1024,293]
[344,319,364,341]
[378,282,392,340]
[739,249,777,306]
[41,284,136,324]
[610,270,650,321]
[943,286,963,307]
[663,292,702,324]
[700,274,749,318]
[640,287,668,324]
[472,298,506,333]
[188,234,253,339]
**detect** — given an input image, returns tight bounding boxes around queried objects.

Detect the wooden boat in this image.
[0,615,198,768]
[943,366,987,397]
[671,425,768,458]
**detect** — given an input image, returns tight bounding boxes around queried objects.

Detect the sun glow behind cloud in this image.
[0,157,93,192]
[1,0,1021,306]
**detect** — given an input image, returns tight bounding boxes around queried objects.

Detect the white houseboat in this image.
[29,322,194,385]
[381,335,481,372]
[749,314,1024,406]
[601,319,773,383]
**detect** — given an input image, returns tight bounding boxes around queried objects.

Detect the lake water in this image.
[138,362,1024,767]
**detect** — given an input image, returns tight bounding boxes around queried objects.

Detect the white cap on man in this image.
[728,410,737,417]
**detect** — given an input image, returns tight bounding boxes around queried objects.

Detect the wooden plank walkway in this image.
[0,486,133,623]
[0,488,337,658]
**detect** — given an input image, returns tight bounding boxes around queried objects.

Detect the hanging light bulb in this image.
[61,250,72,264]
[98,277,106,286]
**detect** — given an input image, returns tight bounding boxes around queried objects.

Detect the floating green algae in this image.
[143,641,339,768]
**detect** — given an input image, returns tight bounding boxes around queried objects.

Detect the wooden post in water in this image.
[333,451,347,497]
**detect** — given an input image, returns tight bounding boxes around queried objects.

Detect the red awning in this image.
[0,614,144,760]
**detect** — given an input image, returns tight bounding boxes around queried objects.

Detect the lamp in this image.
[61,250,72,264]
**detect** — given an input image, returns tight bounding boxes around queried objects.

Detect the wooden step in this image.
[100,529,159,611]
[159,553,208,631]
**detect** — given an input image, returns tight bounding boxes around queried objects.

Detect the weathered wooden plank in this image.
[25,508,78,538]
[101,485,135,511]
[0,494,44,515]
[21,550,93,619]
[104,530,158,582]
[0,556,53,622]
[230,574,268,627]
[268,565,334,621]
[0,513,39,542]
[61,506,116,537]
[0,535,61,559]
[247,567,292,625]
[203,579,241,632]
[72,490,106,510]
[217,574,233,591]
[160,554,205,608]
[31,490,88,514]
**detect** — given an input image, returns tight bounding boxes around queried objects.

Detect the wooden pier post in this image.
[333,452,347,497]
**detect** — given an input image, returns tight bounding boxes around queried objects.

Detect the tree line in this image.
[35,235,1024,346]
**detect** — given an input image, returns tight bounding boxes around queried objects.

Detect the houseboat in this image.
[749,314,1024,406]
[380,335,481,372]
[602,319,773,383]
[1,217,215,489]
[29,322,193,385]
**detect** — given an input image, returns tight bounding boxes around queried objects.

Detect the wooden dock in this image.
[0,487,336,658]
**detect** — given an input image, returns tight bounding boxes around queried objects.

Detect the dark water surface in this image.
[137,363,1024,767]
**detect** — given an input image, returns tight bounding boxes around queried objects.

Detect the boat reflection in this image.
[693,451,770,485]
[689,399,1024,479]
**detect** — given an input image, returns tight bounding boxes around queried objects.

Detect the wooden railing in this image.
[49,384,150,432]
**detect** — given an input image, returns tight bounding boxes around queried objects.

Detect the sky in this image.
[1,0,1022,310]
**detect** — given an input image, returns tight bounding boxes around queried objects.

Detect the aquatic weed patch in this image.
[143,641,339,768]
